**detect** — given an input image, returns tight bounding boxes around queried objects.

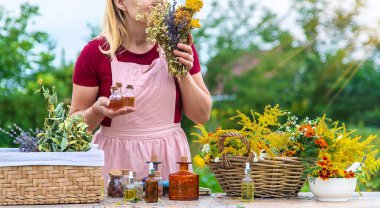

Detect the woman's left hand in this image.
[173,43,194,70]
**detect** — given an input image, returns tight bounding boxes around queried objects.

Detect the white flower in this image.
[202,143,210,154]
[215,157,220,162]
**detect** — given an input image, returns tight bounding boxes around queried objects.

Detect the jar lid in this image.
[109,169,122,177]
[115,82,122,88]
[126,85,134,89]
[120,169,129,175]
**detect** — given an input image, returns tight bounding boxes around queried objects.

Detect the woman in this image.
[69,0,212,181]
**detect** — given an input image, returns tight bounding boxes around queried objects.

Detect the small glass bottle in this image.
[123,85,135,107]
[154,171,163,200]
[124,171,136,200]
[109,86,123,110]
[134,179,144,201]
[169,156,199,201]
[145,162,158,203]
[107,170,124,198]
[115,82,123,94]
[120,169,130,188]
[241,162,254,202]
[143,155,162,183]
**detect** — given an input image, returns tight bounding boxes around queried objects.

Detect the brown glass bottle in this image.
[109,86,123,110]
[169,156,199,201]
[145,162,158,203]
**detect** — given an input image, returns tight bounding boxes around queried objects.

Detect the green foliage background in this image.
[0,0,379,192]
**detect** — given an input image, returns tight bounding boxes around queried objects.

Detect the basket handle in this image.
[219,132,253,169]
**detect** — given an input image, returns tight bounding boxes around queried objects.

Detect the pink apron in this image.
[93,48,192,182]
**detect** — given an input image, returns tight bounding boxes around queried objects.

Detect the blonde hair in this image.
[100,0,129,56]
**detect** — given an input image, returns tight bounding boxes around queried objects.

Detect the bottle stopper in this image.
[180,156,188,163]
[109,169,122,177]
[115,82,122,88]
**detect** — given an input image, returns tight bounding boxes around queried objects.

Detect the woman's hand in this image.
[173,34,194,70]
[92,96,136,119]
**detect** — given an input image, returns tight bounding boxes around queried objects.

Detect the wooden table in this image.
[3,192,380,208]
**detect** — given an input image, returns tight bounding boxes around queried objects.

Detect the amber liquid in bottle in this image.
[145,163,158,203]
[123,85,135,107]
[109,86,123,110]
[169,156,199,201]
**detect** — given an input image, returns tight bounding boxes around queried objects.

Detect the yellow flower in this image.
[204,154,210,163]
[190,19,201,28]
[194,155,205,168]
[175,6,192,26]
[185,0,203,13]
[38,79,43,85]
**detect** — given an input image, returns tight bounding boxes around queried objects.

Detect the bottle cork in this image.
[109,169,122,177]
[180,156,188,163]
[120,169,129,176]
[126,84,134,89]
[151,154,159,162]
[115,82,122,88]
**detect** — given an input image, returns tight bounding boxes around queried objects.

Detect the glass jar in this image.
[107,170,124,198]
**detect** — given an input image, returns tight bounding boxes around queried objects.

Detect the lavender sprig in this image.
[0,124,40,152]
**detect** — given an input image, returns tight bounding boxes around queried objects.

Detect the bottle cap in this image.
[111,86,118,90]
[120,169,130,175]
[126,85,134,89]
[149,162,155,175]
[115,82,122,88]
[180,156,188,163]
[128,171,133,179]
[109,169,122,177]
[151,154,158,162]
[154,171,161,177]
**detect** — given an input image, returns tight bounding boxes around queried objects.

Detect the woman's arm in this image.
[174,42,212,124]
[69,84,136,131]
[178,73,212,124]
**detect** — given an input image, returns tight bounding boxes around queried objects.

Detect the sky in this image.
[0,0,379,64]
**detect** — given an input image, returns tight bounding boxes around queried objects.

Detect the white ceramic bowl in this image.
[308,177,357,202]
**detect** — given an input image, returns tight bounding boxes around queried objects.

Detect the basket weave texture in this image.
[0,165,103,205]
[209,132,305,198]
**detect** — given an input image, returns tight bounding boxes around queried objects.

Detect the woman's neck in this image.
[123,16,153,54]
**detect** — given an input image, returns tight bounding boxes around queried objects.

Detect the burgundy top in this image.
[72,37,201,127]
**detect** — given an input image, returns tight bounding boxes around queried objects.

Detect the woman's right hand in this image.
[92,96,137,119]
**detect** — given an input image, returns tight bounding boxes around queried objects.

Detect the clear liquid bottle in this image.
[241,162,254,202]
[124,171,136,200]
[134,179,144,201]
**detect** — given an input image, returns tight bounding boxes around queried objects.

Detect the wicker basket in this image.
[0,146,103,205]
[208,132,305,198]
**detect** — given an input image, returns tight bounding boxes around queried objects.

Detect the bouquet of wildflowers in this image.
[137,0,203,78]
[279,114,380,180]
